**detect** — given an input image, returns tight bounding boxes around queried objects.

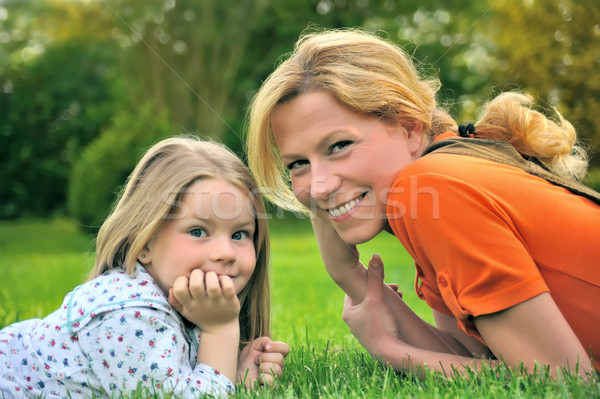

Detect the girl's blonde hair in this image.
[246,28,588,212]
[93,136,270,345]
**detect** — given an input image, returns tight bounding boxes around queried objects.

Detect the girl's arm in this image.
[170,269,241,384]
[80,308,235,396]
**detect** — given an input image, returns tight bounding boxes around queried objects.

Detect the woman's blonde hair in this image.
[246,28,588,212]
[93,136,270,344]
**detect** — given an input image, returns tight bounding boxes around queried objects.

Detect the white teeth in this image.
[328,196,361,217]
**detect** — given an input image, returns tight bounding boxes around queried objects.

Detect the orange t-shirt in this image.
[387,133,600,370]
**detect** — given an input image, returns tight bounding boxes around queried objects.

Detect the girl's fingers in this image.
[259,361,282,378]
[188,269,206,299]
[265,341,290,357]
[168,287,183,313]
[172,276,191,304]
[204,271,221,298]
[259,352,285,368]
[219,275,236,298]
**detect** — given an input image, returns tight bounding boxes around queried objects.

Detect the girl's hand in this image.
[168,269,240,332]
[237,337,290,389]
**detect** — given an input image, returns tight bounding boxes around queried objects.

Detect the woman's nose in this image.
[311,170,342,202]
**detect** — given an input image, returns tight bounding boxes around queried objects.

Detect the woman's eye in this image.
[329,141,353,155]
[189,228,207,238]
[286,159,309,171]
[232,230,251,241]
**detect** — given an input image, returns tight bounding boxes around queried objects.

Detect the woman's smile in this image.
[271,90,422,245]
[328,192,367,218]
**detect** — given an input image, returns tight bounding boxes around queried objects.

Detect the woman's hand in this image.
[311,216,368,303]
[168,269,240,332]
[237,337,290,389]
[342,254,401,356]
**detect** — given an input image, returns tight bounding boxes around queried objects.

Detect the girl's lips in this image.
[328,192,367,218]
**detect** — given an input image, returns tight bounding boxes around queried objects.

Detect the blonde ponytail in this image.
[474,92,588,181]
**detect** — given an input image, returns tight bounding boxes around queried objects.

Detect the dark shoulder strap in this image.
[423,137,600,205]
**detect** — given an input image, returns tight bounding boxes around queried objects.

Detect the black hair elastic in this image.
[458,123,475,137]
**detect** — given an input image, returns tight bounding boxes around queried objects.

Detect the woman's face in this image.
[271,91,422,245]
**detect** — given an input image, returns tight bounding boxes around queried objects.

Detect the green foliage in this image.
[67,103,172,230]
[487,0,600,164]
[0,39,118,218]
[3,0,600,219]
[584,167,600,192]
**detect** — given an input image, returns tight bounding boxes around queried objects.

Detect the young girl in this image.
[246,28,599,378]
[0,136,289,397]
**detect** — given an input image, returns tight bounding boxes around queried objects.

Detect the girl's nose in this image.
[209,236,236,264]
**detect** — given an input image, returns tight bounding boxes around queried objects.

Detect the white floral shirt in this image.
[0,264,234,398]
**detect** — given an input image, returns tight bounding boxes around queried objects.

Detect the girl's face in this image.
[143,178,257,296]
[271,91,422,245]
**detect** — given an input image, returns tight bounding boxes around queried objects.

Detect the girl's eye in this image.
[189,228,207,238]
[329,141,353,155]
[232,231,251,241]
[286,159,309,171]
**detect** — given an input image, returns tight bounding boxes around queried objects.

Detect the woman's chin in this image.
[333,219,386,246]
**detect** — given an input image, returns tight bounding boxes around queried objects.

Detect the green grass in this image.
[0,218,598,398]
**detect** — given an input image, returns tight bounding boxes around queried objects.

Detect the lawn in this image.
[0,218,597,398]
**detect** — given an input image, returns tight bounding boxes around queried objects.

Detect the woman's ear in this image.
[403,120,424,159]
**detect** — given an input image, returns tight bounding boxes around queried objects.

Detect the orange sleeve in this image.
[388,169,549,339]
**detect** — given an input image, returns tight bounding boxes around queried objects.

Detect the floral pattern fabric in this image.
[0,264,234,398]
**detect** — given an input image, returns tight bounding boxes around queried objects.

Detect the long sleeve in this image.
[78,307,234,397]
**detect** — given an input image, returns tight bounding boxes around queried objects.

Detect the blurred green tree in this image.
[0,0,120,218]
[486,0,600,164]
[3,0,598,221]
[68,102,172,229]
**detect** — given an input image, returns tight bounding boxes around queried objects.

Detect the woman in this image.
[246,28,599,378]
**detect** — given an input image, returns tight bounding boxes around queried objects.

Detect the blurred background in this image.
[1,0,599,227]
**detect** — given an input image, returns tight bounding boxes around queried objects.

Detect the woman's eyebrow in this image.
[279,129,354,161]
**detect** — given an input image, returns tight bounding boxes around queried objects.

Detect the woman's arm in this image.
[433,310,493,357]
[313,217,478,355]
[344,255,592,379]
[311,216,367,302]
[474,292,592,378]
[343,255,479,357]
